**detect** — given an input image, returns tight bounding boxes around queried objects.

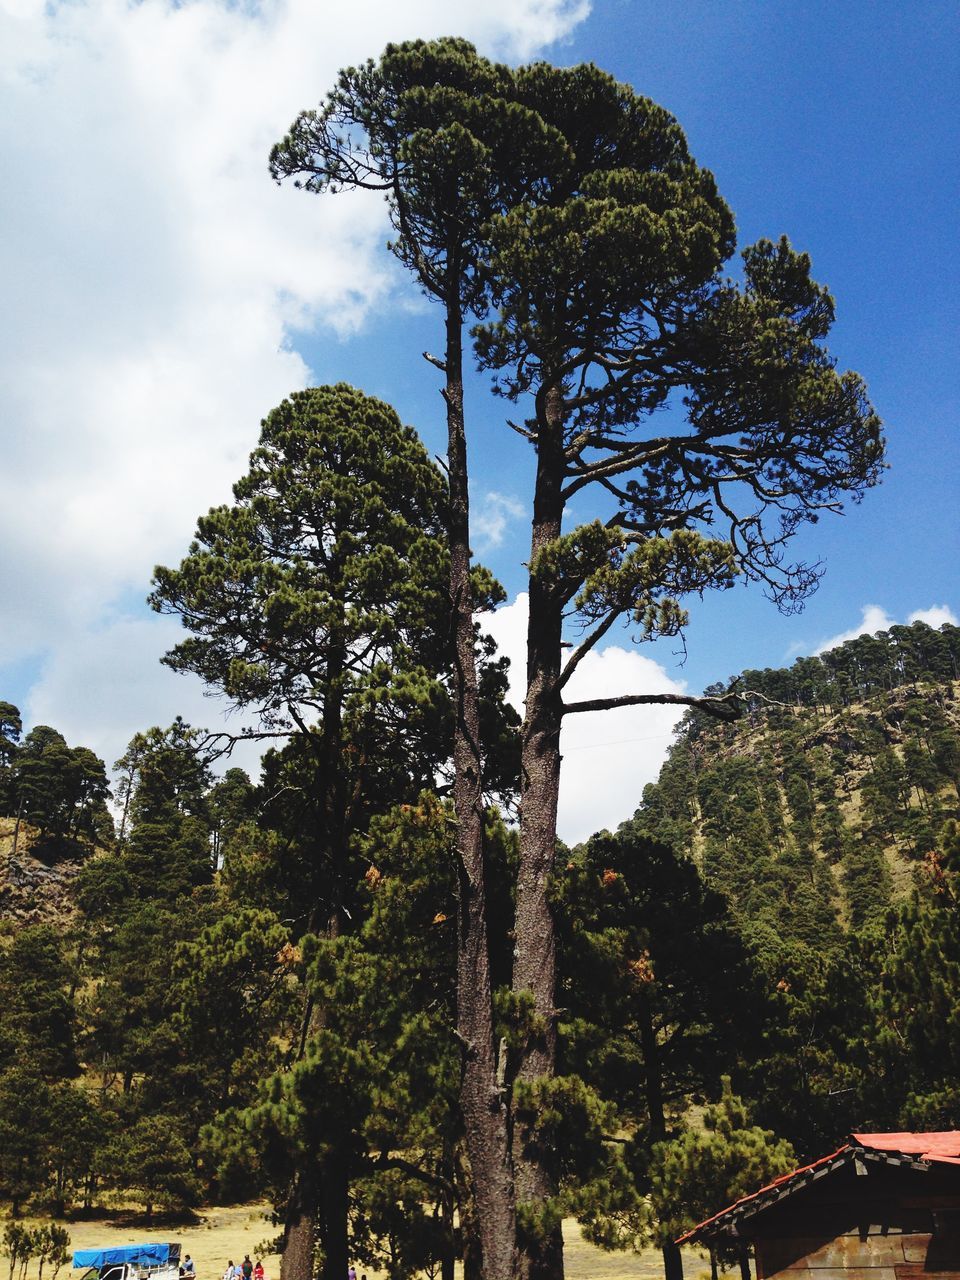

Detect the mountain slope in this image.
[630,621,960,963]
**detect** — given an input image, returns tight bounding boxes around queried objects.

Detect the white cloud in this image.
[23,614,265,778]
[909,604,959,629]
[483,595,686,845]
[473,491,526,551]
[0,0,590,758]
[813,605,896,655]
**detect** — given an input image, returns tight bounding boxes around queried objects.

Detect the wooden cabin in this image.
[679,1132,960,1280]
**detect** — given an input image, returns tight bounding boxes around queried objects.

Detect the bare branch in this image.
[558,609,622,691]
[561,690,743,722]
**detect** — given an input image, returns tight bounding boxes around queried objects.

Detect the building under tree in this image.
[680,1133,960,1280]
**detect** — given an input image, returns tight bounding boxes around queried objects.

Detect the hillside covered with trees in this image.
[635,621,960,952]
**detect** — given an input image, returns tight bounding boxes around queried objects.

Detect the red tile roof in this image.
[678,1132,960,1245]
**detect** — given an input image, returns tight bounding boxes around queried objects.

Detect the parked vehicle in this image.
[74,1244,182,1280]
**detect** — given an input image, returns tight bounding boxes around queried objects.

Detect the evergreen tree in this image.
[0,702,22,812]
[151,384,470,1280]
[867,820,960,1125]
[0,927,84,1213]
[273,42,882,1280]
[6,726,112,848]
[270,53,559,1277]
[553,825,761,1275]
[650,1080,795,1279]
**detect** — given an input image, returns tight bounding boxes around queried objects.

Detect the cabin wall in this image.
[747,1161,960,1280]
[756,1224,960,1280]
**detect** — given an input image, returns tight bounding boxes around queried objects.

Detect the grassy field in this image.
[2,1206,709,1280]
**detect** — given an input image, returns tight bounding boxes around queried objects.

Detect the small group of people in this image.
[223,1257,264,1280]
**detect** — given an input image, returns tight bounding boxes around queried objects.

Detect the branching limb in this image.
[369,1153,453,1195]
[557,609,622,691]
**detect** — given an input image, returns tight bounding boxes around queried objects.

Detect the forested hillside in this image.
[633,621,960,965]
[626,621,960,1173]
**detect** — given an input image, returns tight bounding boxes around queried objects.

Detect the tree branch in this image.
[557,609,622,691]
[561,689,743,722]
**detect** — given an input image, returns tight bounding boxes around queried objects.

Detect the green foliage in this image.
[97,1113,201,1217]
[0,926,78,1079]
[229,794,470,1273]
[150,385,449,738]
[866,819,960,1125]
[648,1079,795,1248]
[635,621,960,977]
[1,718,112,848]
[555,826,760,1131]
[35,1224,71,1280]
[551,825,764,1251]
[3,1222,33,1278]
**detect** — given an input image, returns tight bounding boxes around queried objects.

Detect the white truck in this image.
[73,1244,183,1280]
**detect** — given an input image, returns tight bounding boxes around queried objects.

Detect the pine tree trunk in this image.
[444,286,518,1280]
[320,1143,349,1280]
[281,1168,319,1280]
[11,792,23,856]
[739,1246,751,1280]
[440,1184,456,1280]
[513,387,566,1280]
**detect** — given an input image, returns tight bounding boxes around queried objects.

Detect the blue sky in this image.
[1,0,956,838]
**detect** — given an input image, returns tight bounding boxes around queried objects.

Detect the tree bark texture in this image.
[281,1167,319,1280]
[513,387,566,1280]
[444,291,519,1280]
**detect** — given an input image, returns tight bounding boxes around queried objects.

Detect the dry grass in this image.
[3,1206,280,1280]
[1,1207,711,1280]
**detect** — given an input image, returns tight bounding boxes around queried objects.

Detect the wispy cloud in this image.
[473,492,526,551]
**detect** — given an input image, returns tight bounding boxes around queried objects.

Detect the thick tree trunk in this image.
[739,1246,751,1280]
[281,1167,319,1280]
[513,388,566,1280]
[444,290,518,1280]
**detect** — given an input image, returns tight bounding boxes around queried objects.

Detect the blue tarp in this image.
[73,1246,180,1270]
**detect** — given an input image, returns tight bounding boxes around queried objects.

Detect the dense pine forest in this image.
[2,619,958,1273]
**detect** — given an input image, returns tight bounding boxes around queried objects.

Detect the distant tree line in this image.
[731,622,960,712]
